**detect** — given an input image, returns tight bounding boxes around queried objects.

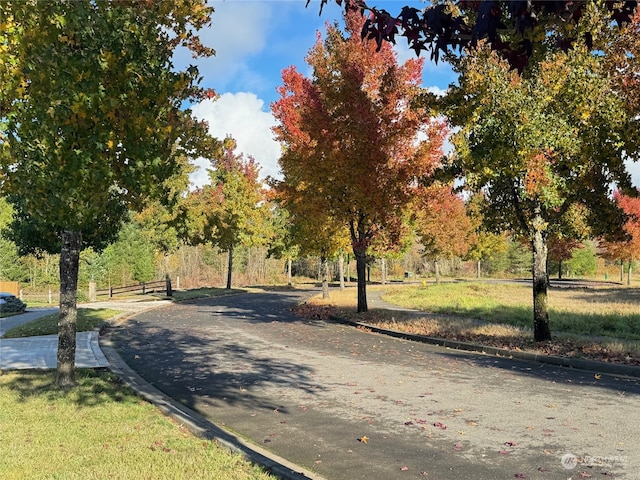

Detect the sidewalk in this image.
[0,300,171,370]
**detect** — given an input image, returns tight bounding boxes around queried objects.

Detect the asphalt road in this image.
[109,289,640,480]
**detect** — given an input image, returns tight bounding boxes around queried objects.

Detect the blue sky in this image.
[176,0,458,187]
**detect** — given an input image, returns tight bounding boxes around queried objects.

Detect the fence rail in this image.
[95,278,172,298]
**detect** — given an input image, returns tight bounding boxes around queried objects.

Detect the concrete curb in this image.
[329,315,640,379]
[99,329,327,480]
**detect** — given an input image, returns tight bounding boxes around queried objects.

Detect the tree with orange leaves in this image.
[414,185,472,284]
[272,10,447,312]
[600,191,640,286]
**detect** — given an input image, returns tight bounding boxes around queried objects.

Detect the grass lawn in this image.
[0,369,275,480]
[298,281,640,365]
[2,308,122,338]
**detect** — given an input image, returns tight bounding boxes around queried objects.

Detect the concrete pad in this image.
[0,331,109,370]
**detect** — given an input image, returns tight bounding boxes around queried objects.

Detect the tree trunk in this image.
[226,245,233,290]
[381,258,387,285]
[321,256,329,299]
[338,254,345,291]
[477,259,481,279]
[346,255,351,283]
[558,260,563,280]
[56,229,82,388]
[531,219,552,342]
[355,249,367,312]
[434,260,441,285]
[627,259,632,286]
[620,259,624,283]
[350,219,368,313]
[287,258,292,287]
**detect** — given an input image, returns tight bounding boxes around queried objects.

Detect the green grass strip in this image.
[0,370,275,480]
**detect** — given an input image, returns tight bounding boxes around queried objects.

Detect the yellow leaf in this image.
[359,435,368,444]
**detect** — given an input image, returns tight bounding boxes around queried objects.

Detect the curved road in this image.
[109,289,640,480]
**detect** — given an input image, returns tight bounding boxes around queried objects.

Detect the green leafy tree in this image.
[265,204,301,287]
[133,151,198,277]
[464,193,509,278]
[101,222,156,286]
[0,198,25,282]
[565,242,598,278]
[0,0,215,386]
[446,40,635,341]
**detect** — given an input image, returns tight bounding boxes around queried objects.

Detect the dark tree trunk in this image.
[226,245,233,290]
[532,217,551,342]
[350,219,368,313]
[558,260,563,280]
[56,229,82,388]
[355,249,367,312]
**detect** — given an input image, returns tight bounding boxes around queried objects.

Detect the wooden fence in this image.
[0,281,19,296]
[95,277,172,299]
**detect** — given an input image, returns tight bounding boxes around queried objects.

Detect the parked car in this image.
[0,292,27,314]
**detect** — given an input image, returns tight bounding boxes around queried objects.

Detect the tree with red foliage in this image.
[600,191,640,285]
[414,185,472,283]
[272,10,447,312]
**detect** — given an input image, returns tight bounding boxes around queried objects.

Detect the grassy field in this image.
[0,369,275,480]
[300,281,640,365]
[382,281,640,339]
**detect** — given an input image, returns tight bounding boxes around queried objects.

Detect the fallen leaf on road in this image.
[505,440,517,447]
[433,422,447,430]
[359,436,369,444]
[400,466,409,471]
[454,443,463,451]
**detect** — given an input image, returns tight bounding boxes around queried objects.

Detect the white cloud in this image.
[190,92,282,188]
[172,1,274,91]
[625,159,640,189]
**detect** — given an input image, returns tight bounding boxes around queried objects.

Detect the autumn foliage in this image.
[600,191,640,281]
[272,10,447,312]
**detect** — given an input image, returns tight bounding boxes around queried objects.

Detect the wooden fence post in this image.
[165,275,172,297]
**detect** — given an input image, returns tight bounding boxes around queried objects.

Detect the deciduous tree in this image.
[272,10,446,312]
[0,0,216,386]
[600,191,640,285]
[312,0,637,71]
[447,42,634,341]
[188,139,268,289]
[414,185,471,283]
